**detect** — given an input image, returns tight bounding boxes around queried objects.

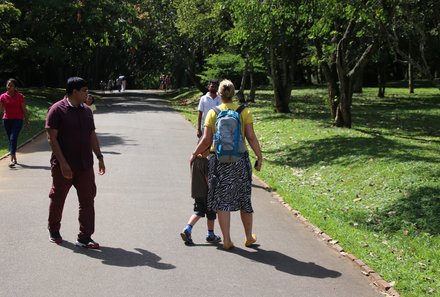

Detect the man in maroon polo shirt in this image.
[46,77,106,249]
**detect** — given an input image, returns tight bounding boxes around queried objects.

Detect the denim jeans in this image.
[2,119,23,155]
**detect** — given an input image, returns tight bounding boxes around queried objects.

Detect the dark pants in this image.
[2,119,23,155]
[48,164,97,240]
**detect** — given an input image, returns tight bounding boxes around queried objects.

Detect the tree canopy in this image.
[1,0,439,126]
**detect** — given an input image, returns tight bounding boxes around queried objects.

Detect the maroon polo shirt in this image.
[46,97,95,170]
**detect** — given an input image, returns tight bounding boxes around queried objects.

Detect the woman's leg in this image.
[240,210,254,240]
[9,120,23,162]
[218,210,232,246]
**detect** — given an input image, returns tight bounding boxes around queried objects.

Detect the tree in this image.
[173,0,227,92]
[226,0,308,113]
[0,1,23,75]
[382,0,440,90]
[308,0,383,127]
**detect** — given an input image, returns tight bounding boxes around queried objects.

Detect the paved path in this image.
[0,91,384,297]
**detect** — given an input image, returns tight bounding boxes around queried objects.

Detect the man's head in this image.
[66,77,88,96]
[66,77,88,104]
[207,79,219,93]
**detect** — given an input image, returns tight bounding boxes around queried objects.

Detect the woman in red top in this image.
[0,78,30,167]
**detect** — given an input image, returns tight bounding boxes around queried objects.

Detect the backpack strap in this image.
[212,106,221,115]
[236,104,247,114]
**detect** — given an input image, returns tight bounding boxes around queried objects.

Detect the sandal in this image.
[244,234,257,247]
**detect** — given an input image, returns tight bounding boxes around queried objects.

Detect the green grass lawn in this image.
[169,86,440,297]
[0,87,65,156]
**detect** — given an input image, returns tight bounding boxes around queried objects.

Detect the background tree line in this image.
[1,0,439,127]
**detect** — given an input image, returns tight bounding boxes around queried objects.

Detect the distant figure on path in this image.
[164,75,171,91]
[0,78,30,167]
[197,79,220,138]
[180,148,222,245]
[190,79,263,250]
[121,76,127,92]
[45,77,106,249]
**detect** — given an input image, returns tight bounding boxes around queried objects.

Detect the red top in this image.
[0,91,25,120]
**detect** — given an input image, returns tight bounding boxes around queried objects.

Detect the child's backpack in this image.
[212,104,247,163]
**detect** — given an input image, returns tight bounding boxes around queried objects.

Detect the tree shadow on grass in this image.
[265,134,440,168]
[253,89,440,138]
[227,245,341,278]
[367,185,440,235]
[60,241,176,269]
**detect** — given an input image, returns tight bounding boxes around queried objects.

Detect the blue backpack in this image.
[212,104,247,163]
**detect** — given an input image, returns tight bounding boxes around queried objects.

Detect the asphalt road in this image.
[0,90,385,297]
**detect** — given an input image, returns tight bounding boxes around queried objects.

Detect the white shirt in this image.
[198,92,221,127]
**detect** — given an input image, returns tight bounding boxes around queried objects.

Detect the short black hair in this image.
[66,77,87,95]
[209,79,219,84]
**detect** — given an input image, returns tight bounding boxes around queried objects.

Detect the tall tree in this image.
[226,0,308,113]
[382,0,440,90]
[308,0,383,127]
[173,0,227,92]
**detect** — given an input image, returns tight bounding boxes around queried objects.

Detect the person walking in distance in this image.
[197,79,220,138]
[0,78,30,167]
[46,77,106,249]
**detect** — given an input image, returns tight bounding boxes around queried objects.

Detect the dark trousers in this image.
[48,164,97,240]
[2,119,23,154]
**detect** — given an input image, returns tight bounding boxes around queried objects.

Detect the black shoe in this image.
[49,231,63,244]
[180,229,194,245]
[206,234,222,243]
[75,237,100,249]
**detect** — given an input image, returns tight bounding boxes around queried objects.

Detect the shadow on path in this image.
[15,163,50,170]
[60,241,176,269]
[226,245,342,278]
[95,92,174,114]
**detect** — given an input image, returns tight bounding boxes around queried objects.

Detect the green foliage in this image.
[198,52,244,85]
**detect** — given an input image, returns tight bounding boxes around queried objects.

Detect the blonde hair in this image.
[218,79,235,100]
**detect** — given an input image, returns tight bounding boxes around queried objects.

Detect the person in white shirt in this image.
[197,79,220,138]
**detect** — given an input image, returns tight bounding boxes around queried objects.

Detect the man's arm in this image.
[91,130,106,175]
[46,128,73,179]
[197,111,203,138]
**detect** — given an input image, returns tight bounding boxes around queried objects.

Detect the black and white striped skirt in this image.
[207,152,253,213]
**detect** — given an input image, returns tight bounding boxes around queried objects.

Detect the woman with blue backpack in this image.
[189,79,263,250]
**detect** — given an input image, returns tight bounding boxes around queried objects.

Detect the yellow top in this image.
[204,102,253,150]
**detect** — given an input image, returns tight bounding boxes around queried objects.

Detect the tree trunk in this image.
[236,60,248,103]
[408,61,414,94]
[248,61,256,103]
[316,40,339,121]
[185,62,206,93]
[269,44,292,113]
[305,66,313,85]
[352,71,363,93]
[377,66,386,98]
[335,76,353,128]
[321,62,339,121]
